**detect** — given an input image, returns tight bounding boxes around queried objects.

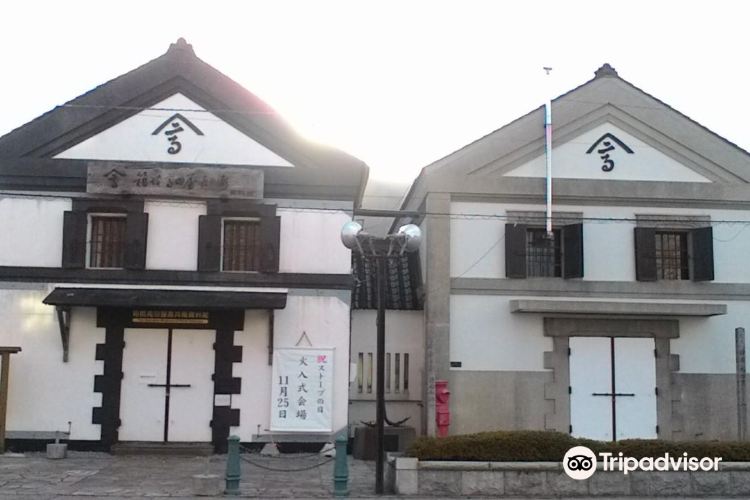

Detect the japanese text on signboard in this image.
[270,348,334,432]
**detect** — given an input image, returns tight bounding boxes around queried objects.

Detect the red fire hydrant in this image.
[435,380,450,437]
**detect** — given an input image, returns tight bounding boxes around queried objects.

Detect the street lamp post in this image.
[341,221,422,495]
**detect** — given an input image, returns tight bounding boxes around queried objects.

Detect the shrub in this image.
[407,431,750,462]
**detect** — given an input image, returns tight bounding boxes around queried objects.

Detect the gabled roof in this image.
[0,39,368,203]
[398,64,750,213]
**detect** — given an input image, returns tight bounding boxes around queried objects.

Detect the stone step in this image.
[111,442,213,456]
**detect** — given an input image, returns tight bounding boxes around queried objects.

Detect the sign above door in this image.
[132,309,210,327]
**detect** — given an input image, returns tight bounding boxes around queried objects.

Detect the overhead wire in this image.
[0,190,749,225]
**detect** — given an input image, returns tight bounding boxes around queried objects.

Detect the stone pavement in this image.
[0,451,379,498]
[1,452,746,499]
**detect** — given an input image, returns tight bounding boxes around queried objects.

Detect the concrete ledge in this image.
[392,458,750,497]
[510,299,727,317]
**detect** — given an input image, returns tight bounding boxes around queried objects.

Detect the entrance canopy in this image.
[43,287,287,362]
[43,287,287,310]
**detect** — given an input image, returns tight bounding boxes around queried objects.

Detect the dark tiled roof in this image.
[352,251,422,310]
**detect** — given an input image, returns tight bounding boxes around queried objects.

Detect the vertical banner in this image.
[271,348,334,432]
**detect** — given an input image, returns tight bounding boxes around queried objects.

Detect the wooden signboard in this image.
[132,309,210,327]
[87,162,263,199]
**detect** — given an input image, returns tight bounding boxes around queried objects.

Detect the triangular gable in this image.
[413,65,750,185]
[504,122,711,183]
[0,38,369,203]
[54,93,293,167]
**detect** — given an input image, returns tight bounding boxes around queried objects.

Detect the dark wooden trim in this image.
[62,211,87,269]
[164,328,173,442]
[268,310,274,366]
[0,266,352,289]
[212,327,242,453]
[197,215,222,272]
[72,199,144,214]
[213,328,242,395]
[124,212,149,270]
[562,223,584,279]
[45,288,286,310]
[505,223,527,279]
[211,407,240,453]
[207,200,276,217]
[259,215,281,272]
[634,227,658,282]
[92,324,125,448]
[691,226,715,282]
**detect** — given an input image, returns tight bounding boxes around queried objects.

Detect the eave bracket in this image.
[55,306,71,362]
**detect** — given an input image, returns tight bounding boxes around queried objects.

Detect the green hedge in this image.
[407,430,750,461]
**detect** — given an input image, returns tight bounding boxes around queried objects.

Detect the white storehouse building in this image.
[0,39,367,452]
[397,64,750,441]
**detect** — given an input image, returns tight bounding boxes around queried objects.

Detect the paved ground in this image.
[1,452,746,499]
[0,451,377,498]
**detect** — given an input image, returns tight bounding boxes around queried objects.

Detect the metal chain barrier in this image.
[225,435,349,497]
[238,442,335,472]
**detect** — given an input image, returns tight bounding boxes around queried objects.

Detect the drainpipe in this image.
[544,67,553,237]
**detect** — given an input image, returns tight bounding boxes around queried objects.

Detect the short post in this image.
[225,435,241,495]
[737,328,747,441]
[333,433,349,497]
[0,347,22,454]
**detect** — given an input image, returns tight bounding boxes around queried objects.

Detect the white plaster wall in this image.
[451,201,750,283]
[232,310,272,441]
[278,209,352,274]
[55,93,293,167]
[505,123,711,183]
[233,294,351,440]
[350,310,424,401]
[672,302,750,374]
[450,295,552,371]
[450,293,750,375]
[0,196,71,267]
[144,200,206,270]
[0,287,103,439]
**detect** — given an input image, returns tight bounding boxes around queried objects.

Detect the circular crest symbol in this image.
[563,446,597,480]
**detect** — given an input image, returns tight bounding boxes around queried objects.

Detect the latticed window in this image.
[655,231,689,280]
[88,215,127,268]
[526,228,561,277]
[356,351,410,394]
[222,219,259,271]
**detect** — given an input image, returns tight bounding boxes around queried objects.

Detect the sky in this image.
[1,1,749,192]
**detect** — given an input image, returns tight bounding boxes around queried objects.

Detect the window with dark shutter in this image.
[62,199,147,271]
[634,224,714,282]
[505,222,584,279]
[199,202,281,273]
[88,215,127,268]
[222,219,260,272]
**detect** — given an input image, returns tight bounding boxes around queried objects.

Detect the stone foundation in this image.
[390,458,750,497]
